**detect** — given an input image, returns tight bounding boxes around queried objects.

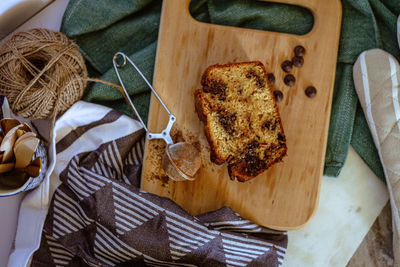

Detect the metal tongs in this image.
[113,52,201,181]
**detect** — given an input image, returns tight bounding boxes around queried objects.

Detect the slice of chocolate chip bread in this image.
[194,61,287,182]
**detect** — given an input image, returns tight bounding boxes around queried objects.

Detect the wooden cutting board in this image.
[141,0,342,230]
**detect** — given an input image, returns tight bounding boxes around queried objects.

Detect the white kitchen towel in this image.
[7,101,143,267]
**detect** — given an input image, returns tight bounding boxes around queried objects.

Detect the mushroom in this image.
[0,162,15,173]
[14,132,36,149]
[0,124,24,163]
[24,157,41,178]
[19,123,33,133]
[14,135,40,169]
[0,118,21,135]
[0,118,42,181]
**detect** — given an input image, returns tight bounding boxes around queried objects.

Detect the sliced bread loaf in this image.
[194,61,287,182]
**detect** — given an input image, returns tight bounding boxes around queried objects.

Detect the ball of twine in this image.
[0,28,87,121]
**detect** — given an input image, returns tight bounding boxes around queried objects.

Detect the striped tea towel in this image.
[25,101,287,266]
[353,49,400,266]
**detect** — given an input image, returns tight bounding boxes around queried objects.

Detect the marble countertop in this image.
[284,147,388,266]
[0,1,390,266]
[348,203,394,266]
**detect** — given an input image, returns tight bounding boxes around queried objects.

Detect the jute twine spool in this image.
[0,28,88,125]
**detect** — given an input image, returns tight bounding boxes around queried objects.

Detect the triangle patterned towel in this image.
[25,101,288,267]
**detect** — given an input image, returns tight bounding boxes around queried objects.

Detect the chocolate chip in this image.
[217,109,237,135]
[281,60,293,73]
[277,133,286,142]
[203,80,227,99]
[305,86,317,98]
[263,120,277,131]
[284,74,296,87]
[292,56,304,67]
[277,133,286,146]
[267,73,275,86]
[294,45,305,57]
[243,153,266,175]
[248,140,260,150]
[273,90,283,103]
[246,70,256,79]
[246,69,265,88]
[218,110,237,135]
[256,77,266,88]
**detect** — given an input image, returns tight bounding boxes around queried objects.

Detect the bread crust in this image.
[194,61,287,181]
[194,89,226,164]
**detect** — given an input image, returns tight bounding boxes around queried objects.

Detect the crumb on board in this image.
[145,139,168,186]
[144,124,214,185]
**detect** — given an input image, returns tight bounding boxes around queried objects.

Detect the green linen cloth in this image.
[61,0,400,181]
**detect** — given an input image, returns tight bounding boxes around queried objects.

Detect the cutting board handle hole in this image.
[189,0,314,36]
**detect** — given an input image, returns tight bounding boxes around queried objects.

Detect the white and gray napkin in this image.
[8,101,287,267]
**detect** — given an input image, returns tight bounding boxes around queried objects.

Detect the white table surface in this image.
[0,1,389,266]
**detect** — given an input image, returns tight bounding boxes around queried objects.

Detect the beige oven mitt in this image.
[353,48,400,265]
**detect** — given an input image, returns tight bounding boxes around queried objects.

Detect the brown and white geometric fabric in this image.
[353,48,400,266]
[31,102,288,267]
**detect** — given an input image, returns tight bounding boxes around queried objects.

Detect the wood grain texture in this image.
[141,0,342,230]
